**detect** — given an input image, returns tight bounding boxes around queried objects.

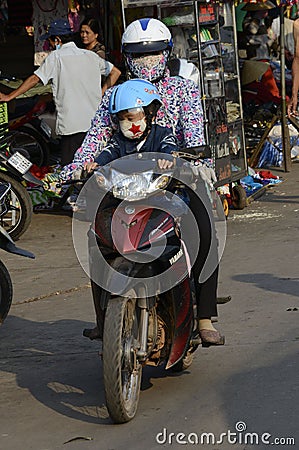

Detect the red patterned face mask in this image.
[119,117,147,139]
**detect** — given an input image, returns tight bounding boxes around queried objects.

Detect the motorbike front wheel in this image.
[0,260,13,324]
[103,296,142,423]
[0,172,33,240]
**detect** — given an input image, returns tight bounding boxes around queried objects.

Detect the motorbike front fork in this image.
[136,297,149,362]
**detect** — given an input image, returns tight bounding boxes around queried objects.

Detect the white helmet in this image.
[122,18,173,54]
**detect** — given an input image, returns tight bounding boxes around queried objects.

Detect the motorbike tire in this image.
[0,172,33,240]
[9,126,50,167]
[103,296,142,423]
[0,259,13,324]
[231,185,247,210]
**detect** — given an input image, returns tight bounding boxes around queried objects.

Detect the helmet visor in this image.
[123,40,170,53]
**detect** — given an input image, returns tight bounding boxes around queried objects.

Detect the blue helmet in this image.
[109,79,162,115]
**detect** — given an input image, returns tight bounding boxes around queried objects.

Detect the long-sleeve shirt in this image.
[60,71,205,180]
[94,124,177,166]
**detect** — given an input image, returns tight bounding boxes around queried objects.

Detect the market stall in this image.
[237,0,299,172]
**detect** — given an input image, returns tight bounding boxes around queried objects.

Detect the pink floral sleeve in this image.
[59,88,114,180]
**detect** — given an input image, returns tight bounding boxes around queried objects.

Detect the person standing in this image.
[0,18,121,166]
[80,17,106,59]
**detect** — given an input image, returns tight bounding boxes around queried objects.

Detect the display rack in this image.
[120,0,247,207]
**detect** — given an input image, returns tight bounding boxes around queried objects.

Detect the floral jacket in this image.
[60,71,205,180]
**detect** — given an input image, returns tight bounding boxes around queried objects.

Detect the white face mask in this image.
[119,118,147,139]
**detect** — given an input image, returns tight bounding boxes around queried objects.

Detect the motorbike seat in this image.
[8,95,40,120]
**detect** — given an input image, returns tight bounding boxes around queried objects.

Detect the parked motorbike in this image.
[0,105,43,239]
[74,153,222,423]
[0,182,35,324]
[0,72,60,167]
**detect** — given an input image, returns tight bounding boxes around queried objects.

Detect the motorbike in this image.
[0,72,60,167]
[0,102,43,239]
[0,181,35,324]
[73,153,224,423]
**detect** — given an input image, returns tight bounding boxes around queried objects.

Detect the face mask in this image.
[126,50,168,82]
[55,43,61,50]
[119,118,147,140]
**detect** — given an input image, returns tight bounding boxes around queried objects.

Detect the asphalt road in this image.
[0,165,298,450]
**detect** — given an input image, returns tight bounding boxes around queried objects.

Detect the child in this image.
[84,78,177,172]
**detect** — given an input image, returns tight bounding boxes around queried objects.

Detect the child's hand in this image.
[83,161,99,173]
[157,159,173,170]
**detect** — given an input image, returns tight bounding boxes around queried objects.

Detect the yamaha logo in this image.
[125,206,135,215]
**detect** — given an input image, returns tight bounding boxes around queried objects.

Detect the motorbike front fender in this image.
[106,256,154,304]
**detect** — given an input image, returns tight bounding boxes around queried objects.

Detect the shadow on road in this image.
[233,273,299,298]
[0,315,186,425]
[259,192,299,205]
[0,315,111,425]
[220,344,299,446]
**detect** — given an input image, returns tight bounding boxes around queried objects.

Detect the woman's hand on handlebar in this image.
[83,161,99,174]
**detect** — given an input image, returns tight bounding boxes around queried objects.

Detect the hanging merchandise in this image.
[31,0,68,66]
[68,0,83,32]
[80,0,100,21]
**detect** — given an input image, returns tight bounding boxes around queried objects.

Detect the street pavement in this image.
[0,164,298,450]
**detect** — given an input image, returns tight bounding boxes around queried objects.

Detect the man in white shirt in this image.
[0,18,121,165]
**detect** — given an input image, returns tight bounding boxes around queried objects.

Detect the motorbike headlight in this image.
[112,172,151,201]
[112,171,171,201]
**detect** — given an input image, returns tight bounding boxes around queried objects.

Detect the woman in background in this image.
[80,17,105,59]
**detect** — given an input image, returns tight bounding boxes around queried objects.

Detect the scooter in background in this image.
[0,182,35,325]
[0,103,43,239]
[0,72,61,167]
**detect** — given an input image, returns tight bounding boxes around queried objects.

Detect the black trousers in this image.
[60,132,86,166]
[181,183,219,319]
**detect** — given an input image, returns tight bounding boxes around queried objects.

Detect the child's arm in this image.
[158,128,179,155]
[94,136,121,166]
[84,135,121,173]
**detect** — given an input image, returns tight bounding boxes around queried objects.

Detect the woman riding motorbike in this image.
[84,79,224,345]
[77,23,225,344]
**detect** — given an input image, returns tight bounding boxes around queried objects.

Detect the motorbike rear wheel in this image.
[0,260,13,324]
[103,296,142,423]
[0,172,33,240]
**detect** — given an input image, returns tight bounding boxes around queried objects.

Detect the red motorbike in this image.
[75,153,206,423]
